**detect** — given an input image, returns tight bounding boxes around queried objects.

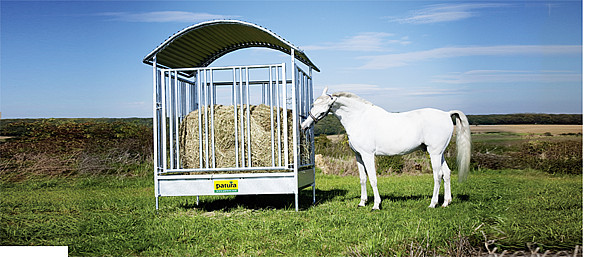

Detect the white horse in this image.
[301,88,471,210]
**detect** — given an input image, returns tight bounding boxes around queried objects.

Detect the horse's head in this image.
[301,87,337,131]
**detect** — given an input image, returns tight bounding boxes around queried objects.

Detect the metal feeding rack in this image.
[143,20,319,211]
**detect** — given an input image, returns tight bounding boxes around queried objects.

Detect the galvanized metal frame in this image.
[151,51,315,211]
[143,20,319,73]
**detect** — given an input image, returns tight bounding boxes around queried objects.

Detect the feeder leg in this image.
[312,183,316,205]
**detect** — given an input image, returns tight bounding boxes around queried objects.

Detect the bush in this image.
[517,140,582,174]
[470,140,582,174]
[314,131,582,176]
[0,120,153,181]
[314,134,354,159]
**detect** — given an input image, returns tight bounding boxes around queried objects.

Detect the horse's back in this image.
[367,108,453,155]
[391,108,452,128]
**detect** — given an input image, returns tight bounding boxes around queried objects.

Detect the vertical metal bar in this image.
[292,68,299,168]
[305,73,310,166]
[197,70,203,169]
[174,71,181,169]
[245,67,252,167]
[210,69,216,168]
[282,63,289,167]
[312,183,316,204]
[275,65,282,167]
[161,71,168,173]
[298,71,302,165]
[299,72,304,121]
[192,78,197,112]
[239,68,245,167]
[231,75,235,106]
[203,69,209,168]
[303,72,308,165]
[152,60,161,172]
[186,81,191,115]
[232,68,239,168]
[309,67,316,205]
[309,68,315,167]
[298,72,302,166]
[304,73,309,165]
[291,49,299,212]
[269,66,275,167]
[168,71,174,170]
[182,81,187,116]
[190,81,193,113]
[152,57,159,209]
[261,83,265,104]
[304,74,309,118]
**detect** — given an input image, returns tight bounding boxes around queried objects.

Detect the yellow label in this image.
[214,180,238,193]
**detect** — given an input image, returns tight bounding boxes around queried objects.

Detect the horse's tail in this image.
[450,110,471,182]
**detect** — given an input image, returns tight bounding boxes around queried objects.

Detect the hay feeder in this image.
[143,20,319,211]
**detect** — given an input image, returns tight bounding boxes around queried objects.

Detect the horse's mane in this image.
[332,92,374,106]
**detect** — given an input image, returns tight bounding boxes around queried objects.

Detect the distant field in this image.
[470,125,582,135]
[326,125,583,142]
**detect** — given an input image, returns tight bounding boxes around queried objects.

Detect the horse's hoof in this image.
[428,204,436,208]
[442,199,452,207]
[371,203,381,211]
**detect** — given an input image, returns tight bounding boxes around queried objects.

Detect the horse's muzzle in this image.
[300,118,313,131]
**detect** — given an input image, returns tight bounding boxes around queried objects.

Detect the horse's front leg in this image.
[361,153,381,210]
[355,153,368,207]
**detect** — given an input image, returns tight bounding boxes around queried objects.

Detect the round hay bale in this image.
[179,104,308,172]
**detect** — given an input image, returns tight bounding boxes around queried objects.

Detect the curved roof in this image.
[143,20,319,72]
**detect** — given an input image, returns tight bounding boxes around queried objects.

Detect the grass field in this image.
[0,170,582,256]
[0,121,583,256]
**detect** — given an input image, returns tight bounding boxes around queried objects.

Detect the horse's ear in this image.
[322,87,328,96]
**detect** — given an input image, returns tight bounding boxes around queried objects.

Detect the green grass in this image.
[0,120,583,255]
[1,170,581,256]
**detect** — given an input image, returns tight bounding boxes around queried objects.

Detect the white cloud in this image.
[432,70,582,84]
[317,84,463,97]
[124,101,147,106]
[98,11,239,23]
[388,3,509,24]
[302,32,408,52]
[402,87,465,97]
[317,83,385,95]
[358,45,582,69]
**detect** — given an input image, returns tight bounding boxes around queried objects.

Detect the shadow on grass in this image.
[181,188,348,212]
[381,193,470,205]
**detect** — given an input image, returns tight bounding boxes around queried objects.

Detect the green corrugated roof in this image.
[143,20,320,72]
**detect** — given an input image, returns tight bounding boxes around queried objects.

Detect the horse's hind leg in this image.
[429,154,443,208]
[355,153,368,207]
[441,157,452,207]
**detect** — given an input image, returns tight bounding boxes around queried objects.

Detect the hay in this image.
[178,104,309,171]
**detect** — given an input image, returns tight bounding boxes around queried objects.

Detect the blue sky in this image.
[0,0,583,118]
